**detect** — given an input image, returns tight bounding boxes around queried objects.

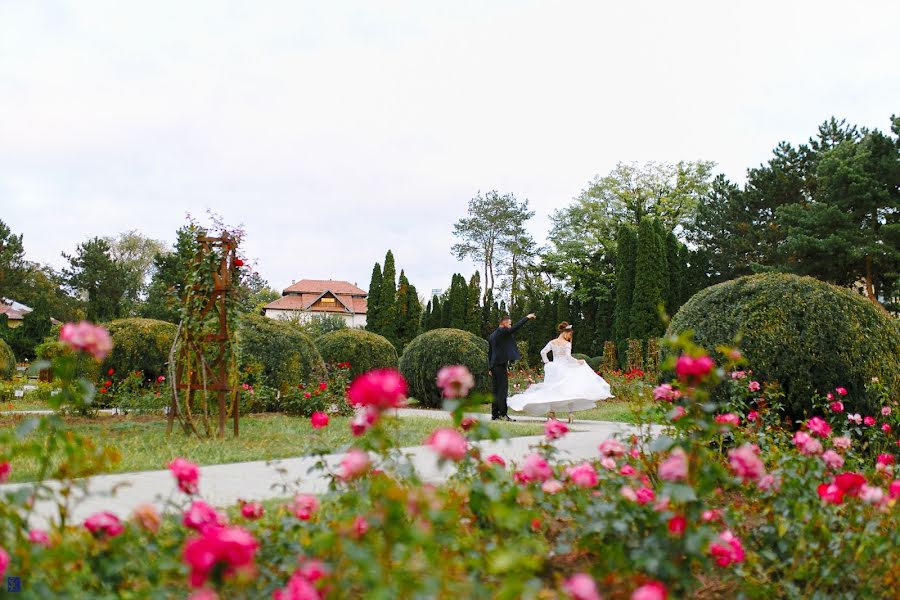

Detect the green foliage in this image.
[399,328,490,408]
[103,318,178,381]
[377,250,398,345]
[629,218,667,340]
[446,273,469,330]
[274,367,355,417]
[142,225,201,322]
[395,270,422,349]
[35,338,101,382]
[0,337,15,379]
[299,314,347,338]
[0,218,27,297]
[238,314,326,393]
[668,273,900,419]
[316,328,399,379]
[586,355,602,371]
[645,338,661,375]
[8,296,52,360]
[612,225,637,365]
[466,271,482,334]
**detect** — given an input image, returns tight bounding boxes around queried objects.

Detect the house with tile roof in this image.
[263,279,368,328]
[0,299,62,328]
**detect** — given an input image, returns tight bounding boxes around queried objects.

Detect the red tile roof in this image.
[264,284,368,315]
[283,279,367,296]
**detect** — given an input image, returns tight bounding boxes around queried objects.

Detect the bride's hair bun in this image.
[557,321,570,333]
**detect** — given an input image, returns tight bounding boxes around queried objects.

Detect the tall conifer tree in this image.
[612,225,638,363]
[466,272,482,335]
[629,218,667,340]
[365,262,382,333]
[378,251,398,345]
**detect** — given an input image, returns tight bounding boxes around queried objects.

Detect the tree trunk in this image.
[865,256,888,311]
[510,252,518,313]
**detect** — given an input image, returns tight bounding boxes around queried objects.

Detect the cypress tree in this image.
[612,225,638,365]
[448,274,469,330]
[405,280,422,340]
[666,232,685,315]
[423,300,432,331]
[365,262,382,333]
[466,272,482,335]
[378,251,398,345]
[654,220,670,313]
[441,289,452,327]
[396,270,411,347]
[428,295,442,331]
[481,288,495,337]
[629,218,667,340]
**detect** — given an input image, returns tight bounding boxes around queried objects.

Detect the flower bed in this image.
[1,325,898,598]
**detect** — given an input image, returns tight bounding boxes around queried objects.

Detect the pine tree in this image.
[665,232,685,315]
[629,218,667,340]
[422,300,432,331]
[466,272,482,335]
[448,274,469,330]
[612,225,638,365]
[653,220,671,313]
[428,295,442,330]
[378,251,398,345]
[480,288,495,337]
[365,262,382,333]
[441,289,452,327]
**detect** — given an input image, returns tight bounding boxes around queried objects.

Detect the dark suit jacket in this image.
[488,317,530,369]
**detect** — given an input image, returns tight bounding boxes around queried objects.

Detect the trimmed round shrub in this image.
[103,318,177,381]
[0,338,15,379]
[35,338,101,381]
[237,314,326,393]
[399,328,490,408]
[668,273,900,419]
[316,329,398,379]
[587,356,602,371]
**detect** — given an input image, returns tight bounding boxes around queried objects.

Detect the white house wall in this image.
[264,309,366,329]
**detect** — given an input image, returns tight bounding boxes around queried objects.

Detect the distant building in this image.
[430,289,442,298]
[0,299,61,328]
[263,279,368,328]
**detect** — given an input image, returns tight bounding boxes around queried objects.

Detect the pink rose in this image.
[545,419,570,440]
[876,453,895,466]
[598,439,625,457]
[728,443,766,482]
[0,462,9,483]
[806,417,832,438]
[485,454,506,468]
[240,502,264,520]
[353,516,369,538]
[310,412,329,429]
[859,484,885,505]
[863,416,876,427]
[882,406,892,416]
[674,354,715,383]
[730,370,746,380]
[714,413,740,426]
[747,411,759,422]
[0,547,8,577]
[818,482,844,504]
[183,525,258,588]
[347,369,408,411]
[292,495,319,521]
[748,381,760,392]
[834,472,866,496]
[889,480,900,499]
[667,515,686,536]
[273,569,322,600]
[658,447,689,482]
[435,365,475,399]
[832,436,852,451]
[188,591,219,600]
[847,413,862,425]
[564,573,602,600]
[542,479,564,494]
[29,529,51,546]
[702,509,723,523]
[84,511,124,538]
[652,384,680,402]
[619,464,636,476]
[830,401,844,412]
[600,457,617,470]
[835,387,847,396]
[820,450,844,470]
[635,487,656,505]
[168,457,200,495]
[350,407,378,436]
[620,486,638,502]
[882,423,891,434]
[427,428,468,461]
[632,581,668,600]
[520,453,552,483]
[59,321,113,361]
[184,500,226,532]
[566,463,599,488]
[338,449,370,480]
[671,406,688,421]
[709,530,745,567]
[758,474,779,491]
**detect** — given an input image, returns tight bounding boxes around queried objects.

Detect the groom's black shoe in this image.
[501,415,516,422]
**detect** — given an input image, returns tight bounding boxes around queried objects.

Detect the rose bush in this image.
[0,324,897,598]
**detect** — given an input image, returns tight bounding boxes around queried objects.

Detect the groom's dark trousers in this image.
[488,316,530,419]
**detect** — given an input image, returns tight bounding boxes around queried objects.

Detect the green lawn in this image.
[2,413,545,483]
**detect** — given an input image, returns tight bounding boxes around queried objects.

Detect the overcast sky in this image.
[2,1,898,298]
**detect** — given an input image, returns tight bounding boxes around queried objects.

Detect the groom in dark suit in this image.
[488,313,536,421]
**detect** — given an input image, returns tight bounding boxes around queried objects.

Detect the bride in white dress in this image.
[508,321,613,422]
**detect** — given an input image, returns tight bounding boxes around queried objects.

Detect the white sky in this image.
[2,0,898,298]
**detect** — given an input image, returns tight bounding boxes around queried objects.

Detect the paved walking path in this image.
[1,409,661,527]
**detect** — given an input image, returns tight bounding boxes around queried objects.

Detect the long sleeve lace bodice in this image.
[540,340,576,364]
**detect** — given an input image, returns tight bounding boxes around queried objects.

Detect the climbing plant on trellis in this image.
[166,228,243,438]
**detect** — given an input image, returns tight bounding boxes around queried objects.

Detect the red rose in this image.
[99,387,107,394]
[107,368,115,376]
[234,258,244,267]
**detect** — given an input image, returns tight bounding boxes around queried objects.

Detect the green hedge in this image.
[35,339,101,382]
[668,273,900,419]
[103,318,177,381]
[315,329,398,379]
[0,338,15,379]
[399,328,490,408]
[238,314,326,393]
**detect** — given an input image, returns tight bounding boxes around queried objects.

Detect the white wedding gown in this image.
[507,340,613,416]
